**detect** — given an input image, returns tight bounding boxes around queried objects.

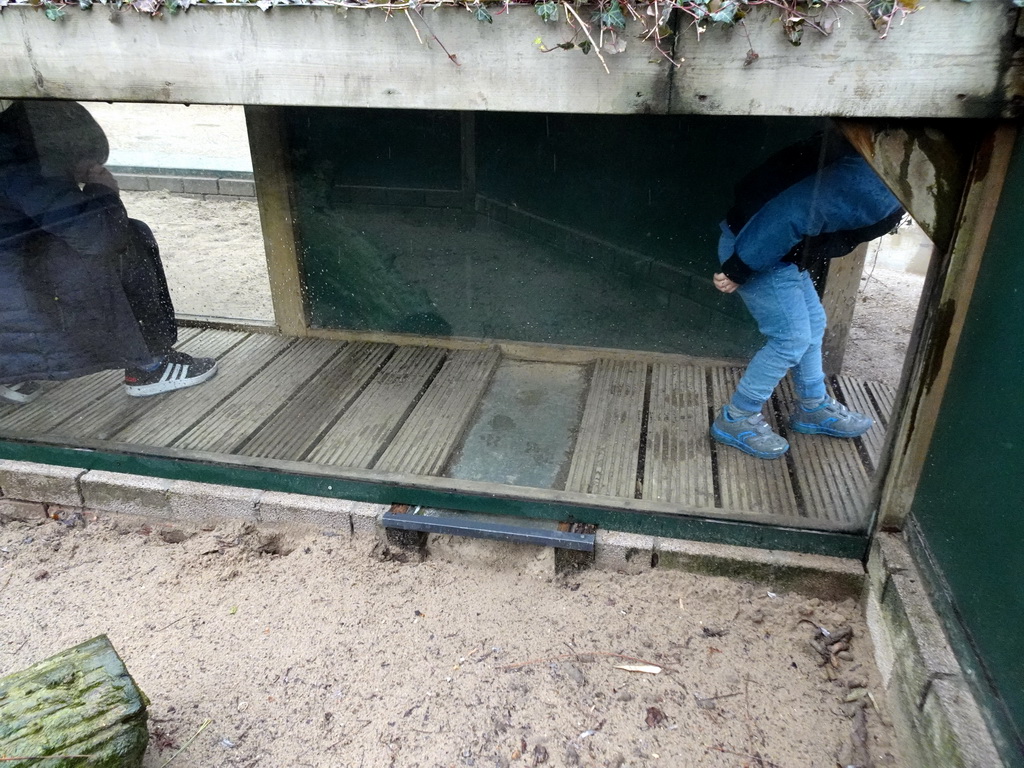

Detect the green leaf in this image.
[709,1,739,24]
[43,1,65,18]
[77,0,92,8]
[579,39,592,55]
[535,0,557,22]
[474,2,492,23]
[598,0,626,29]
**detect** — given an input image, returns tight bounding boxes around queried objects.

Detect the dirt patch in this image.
[842,265,925,390]
[1,515,902,767]
[120,191,273,324]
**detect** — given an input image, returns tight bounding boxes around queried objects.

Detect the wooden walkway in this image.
[0,329,894,532]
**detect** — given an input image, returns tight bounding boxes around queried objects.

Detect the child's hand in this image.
[713,272,739,294]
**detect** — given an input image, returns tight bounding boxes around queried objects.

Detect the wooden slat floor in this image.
[0,329,895,531]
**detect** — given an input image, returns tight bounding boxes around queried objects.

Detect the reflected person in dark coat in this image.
[0,100,216,404]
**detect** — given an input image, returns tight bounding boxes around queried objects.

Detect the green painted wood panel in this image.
[910,134,1024,765]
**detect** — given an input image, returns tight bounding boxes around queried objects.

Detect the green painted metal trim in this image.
[0,439,868,559]
[906,517,1024,768]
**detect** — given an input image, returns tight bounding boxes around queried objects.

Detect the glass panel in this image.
[287,108,828,358]
[0,99,932,540]
[83,102,273,324]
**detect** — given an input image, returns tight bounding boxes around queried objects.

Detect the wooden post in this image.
[0,635,148,767]
[245,105,308,337]
[847,123,1019,531]
[821,242,869,376]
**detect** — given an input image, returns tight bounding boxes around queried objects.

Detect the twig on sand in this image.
[707,744,782,768]
[156,616,186,632]
[159,717,213,768]
[500,651,660,670]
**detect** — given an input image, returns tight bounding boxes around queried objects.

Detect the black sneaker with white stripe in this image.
[124,351,218,397]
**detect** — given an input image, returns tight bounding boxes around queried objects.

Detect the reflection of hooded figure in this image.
[0,100,177,386]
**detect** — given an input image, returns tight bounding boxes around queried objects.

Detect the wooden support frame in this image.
[842,121,1019,532]
[821,241,869,376]
[245,105,309,336]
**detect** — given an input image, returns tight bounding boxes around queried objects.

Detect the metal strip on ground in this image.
[374,347,501,476]
[643,362,716,510]
[565,359,646,498]
[239,341,394,461]
[382,508,595,551]
[709,366,799,516]
[307,345,446,468]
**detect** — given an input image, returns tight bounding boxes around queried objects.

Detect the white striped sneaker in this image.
[124,352,218,397]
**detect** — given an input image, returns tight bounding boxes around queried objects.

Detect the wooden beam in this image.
[821,242,869,376]
[0,5,1017,117]
[874,123,1019,530]
[841,121,981,254]
[245,105,308,336]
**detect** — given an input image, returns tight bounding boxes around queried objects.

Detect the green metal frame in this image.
[0,438,868,559]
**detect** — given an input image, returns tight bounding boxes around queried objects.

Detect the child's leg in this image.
[785,270,873,438]
[730,263,815,414]
[790,270,828,405]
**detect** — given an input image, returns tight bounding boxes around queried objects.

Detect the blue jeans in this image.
[729,262,828,413]
[717,222,828,411]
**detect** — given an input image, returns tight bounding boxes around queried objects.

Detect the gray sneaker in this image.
[710,407,789,460]
[790,397,872,438]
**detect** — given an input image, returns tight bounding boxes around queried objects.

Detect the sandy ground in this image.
[845,262,924,390]
[121,191,275,323]
[0,514,902,768]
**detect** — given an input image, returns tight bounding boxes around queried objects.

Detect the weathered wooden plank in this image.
[776,378,870,524]
[51,329,242,442]
[821,242,869,376]
[375,347,501,476]
[834,374,889,471]
[565,359,646,498]
[865,379,896,424]
[0,327,205,436]
[708,367,798,516]
[246,105,308,336]
[172,337,340,454]
[0,9,669,114]
[113,333,294,446]
[874,125,1018,529]
[238,341,395,461]
[642,362,715,510]
[674,4,1016,118]
[0,635,148,768]
[0,370,118,435]
[307,345,446,468]
[0,5,1013,117]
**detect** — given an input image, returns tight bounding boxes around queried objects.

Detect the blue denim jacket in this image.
[719,154,902,279]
